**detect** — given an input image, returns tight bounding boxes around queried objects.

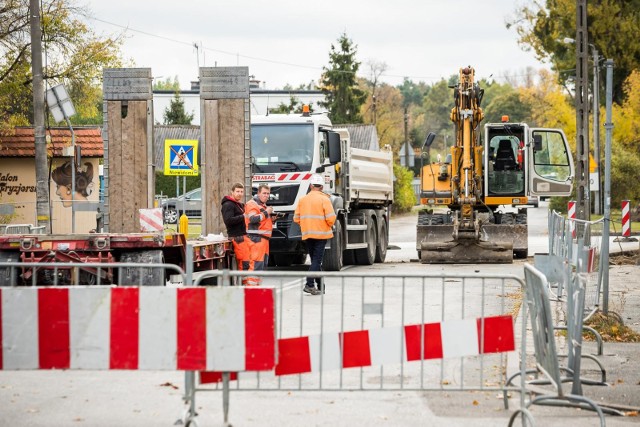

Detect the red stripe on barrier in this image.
[110,287,139,369]
[476,315,515,354]
[177,288,206,370]
[244,288,276,370]
[0,289,3,369]
[341,330,371,368]
[405,322,443,360]
[274,336,311,376]
[38,288,71,369]
[290,173,300,180]
[199,371,238,384]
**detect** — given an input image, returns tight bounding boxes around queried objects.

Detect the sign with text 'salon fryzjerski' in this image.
[164,140,199,176]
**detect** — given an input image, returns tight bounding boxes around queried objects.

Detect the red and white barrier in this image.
[0,287,275,371]
[139,208,163,232]
[622,200,631,238]
[568,200,576,238]
[201,315,514,383]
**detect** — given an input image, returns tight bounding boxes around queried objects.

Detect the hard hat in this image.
[310,174,324,186]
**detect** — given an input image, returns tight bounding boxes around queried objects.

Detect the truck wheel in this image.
[272,254,293,267]
[355,218,376,265]
[119,250,165,286]
[322,219,343,271]
[375,220,388,263]
[292,253,307,265]
[343,249,356,265]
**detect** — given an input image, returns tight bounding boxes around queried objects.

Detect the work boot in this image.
[303,285,320,295]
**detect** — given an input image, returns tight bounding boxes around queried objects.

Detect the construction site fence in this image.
[0,259,529,425]
[185,269,525,426]
[545,210,604,321]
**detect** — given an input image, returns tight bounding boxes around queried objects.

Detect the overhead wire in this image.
[81,14,540,85]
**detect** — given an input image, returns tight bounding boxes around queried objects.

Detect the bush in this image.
[393,164,416,213]
[155,172,200,198]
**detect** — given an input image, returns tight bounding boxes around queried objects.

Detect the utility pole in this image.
[574,0,590,223]
[29,0,51,232]
[403,106,409,167]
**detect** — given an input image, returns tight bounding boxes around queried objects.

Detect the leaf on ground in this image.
[159,382,179,390]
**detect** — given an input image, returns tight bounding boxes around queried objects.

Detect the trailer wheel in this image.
[355,217,376,265]
[322,219,343,271]
[514,249,528,259]
[0,251,19,286]
[119,250,165,286]
[375,219,388,263]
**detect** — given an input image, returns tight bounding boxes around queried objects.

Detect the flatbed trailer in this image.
[0,232,231,286]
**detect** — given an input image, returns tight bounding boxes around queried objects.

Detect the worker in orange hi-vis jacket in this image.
[221,182,253,286]
[294,174,336,295]
[244,184,275,286]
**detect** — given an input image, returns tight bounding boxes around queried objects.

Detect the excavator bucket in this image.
[417,225,514,264]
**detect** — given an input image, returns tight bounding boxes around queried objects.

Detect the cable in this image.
[81,14,543,84]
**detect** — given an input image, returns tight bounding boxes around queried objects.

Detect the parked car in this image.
[528,195,539,208]
[162,188,201,224]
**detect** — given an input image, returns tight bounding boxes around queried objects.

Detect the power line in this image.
[83,14,544,85]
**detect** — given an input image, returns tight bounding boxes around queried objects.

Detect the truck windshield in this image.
[251,124,314,172]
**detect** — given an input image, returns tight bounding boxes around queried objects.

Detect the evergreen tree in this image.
[319,33,366,123]
[163,92,194,125]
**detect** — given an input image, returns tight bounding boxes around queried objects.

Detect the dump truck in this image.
[251,108,393,270]
[416,66,574,263]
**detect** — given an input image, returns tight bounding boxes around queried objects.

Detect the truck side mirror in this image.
[327,131,341,164]
[533,134,542,151]
[422,132,436,150]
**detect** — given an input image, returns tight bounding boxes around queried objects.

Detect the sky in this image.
[83,0,548,91]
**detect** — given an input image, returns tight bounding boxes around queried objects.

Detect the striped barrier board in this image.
[622,200,630,237]
[139,208,163,232]
[568,200,576,238]
[0,287,275,371]
[201,314,514,383]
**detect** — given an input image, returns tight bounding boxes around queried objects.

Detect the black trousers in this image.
[304,238,327,287]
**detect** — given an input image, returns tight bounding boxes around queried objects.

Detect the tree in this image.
[267,96,313,115]
[163,92,194,125]
[0,0,123,129]
[360,82,404,152]
[483,91,532,124]
[319,33,367,123]
[392,164,416,213]
[508,0,640,103]
[153,76,180,91]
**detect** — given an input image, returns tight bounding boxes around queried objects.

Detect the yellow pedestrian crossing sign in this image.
[164,139,199,176]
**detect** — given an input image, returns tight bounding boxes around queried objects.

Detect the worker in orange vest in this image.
[221,182,253,285]
[294,174,336,295]
[244,184,274,285]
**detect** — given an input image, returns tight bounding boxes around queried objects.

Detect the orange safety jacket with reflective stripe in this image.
[293,190,336,240]
[245,197,273,240]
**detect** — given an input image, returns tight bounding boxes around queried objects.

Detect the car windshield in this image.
[250,124,314,172]
[178,189,200,200]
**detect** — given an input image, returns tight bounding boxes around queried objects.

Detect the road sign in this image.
[164,140,199,176]
[589,172,599,191]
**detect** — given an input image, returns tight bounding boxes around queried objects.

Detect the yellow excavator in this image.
[416,66,575,263]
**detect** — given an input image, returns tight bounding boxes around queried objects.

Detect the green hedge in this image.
[155,172,201,198]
